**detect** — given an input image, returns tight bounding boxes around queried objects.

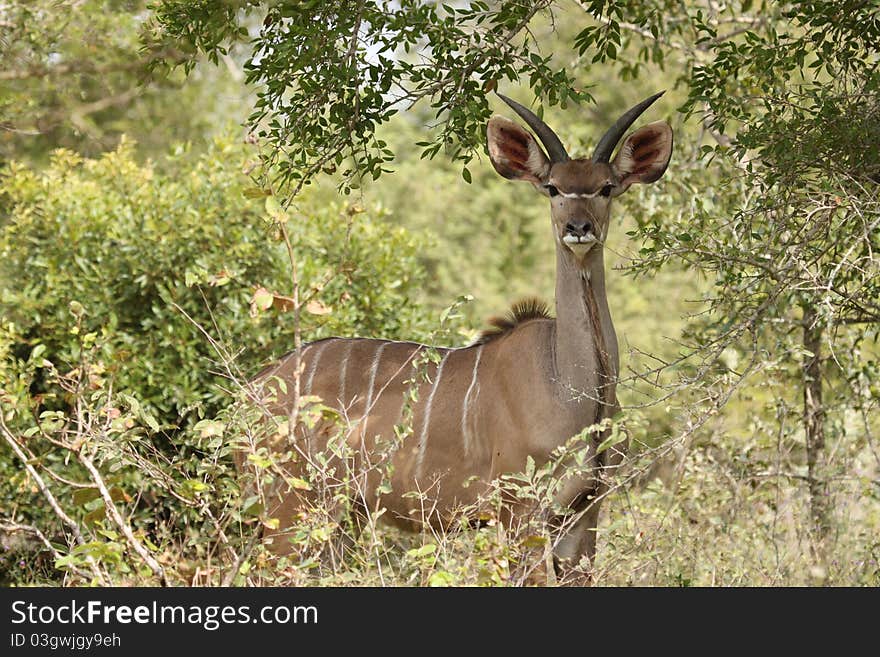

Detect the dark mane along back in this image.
[472,297,553,346]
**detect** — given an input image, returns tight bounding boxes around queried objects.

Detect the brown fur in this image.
[548,159,615,196]
[471,297,552,346]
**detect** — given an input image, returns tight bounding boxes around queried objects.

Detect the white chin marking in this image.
[563,234,597,256]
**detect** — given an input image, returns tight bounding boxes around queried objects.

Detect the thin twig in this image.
[77,448,169,585]
[0,413,106,583]
[0,520,91,581]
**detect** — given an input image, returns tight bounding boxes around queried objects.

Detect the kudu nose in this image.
[565,220,593,237]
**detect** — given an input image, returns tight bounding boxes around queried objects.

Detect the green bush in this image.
[0,137,431,431]
[0,137,438,585]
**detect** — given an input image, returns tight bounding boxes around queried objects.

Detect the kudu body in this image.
[248,92,673,584]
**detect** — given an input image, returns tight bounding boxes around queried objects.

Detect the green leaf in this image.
[428,571,456,587]
[596,424,627,454]
[142,412,160,433]
[265,195,287,221]
[243,499,264,517]
[83,506,106,527]
[521,534,548,548]
[72,488,101,506]
[406,543,437,558]
[247,453,273,469]
[252,287,274,311]
[194,419,225,439]
[285,476,311,491]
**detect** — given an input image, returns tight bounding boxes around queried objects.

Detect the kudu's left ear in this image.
[486,116,551,185]
[610,120,673,196]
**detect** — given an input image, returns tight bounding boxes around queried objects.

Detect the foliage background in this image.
[0,0,877,586]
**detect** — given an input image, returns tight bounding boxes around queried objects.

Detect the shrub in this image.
[0,137,434,584]
[0,137,431,430]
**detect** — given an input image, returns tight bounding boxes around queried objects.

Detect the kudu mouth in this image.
[562,232,598,257]
[561,218,599,256]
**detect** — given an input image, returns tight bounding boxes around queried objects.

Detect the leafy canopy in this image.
[152,0,588,195]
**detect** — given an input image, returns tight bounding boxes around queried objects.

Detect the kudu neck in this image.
[553,244,618,408]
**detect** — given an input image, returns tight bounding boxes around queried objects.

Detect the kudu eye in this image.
[599,183,614,197]
[544,184,559,197]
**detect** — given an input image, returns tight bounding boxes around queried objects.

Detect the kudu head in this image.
[487,92,673,265]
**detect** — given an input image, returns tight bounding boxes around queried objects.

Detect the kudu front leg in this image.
[551,492,600,586]
[549,411,628,586]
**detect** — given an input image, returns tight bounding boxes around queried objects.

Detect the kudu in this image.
[247,91,673,584]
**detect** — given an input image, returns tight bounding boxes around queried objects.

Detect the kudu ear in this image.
[487,116,551,185]
[610,120,673,195]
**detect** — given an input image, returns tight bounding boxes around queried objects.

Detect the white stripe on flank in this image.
[304,339,334,395]
[337,340,355,406]
[414,350,451,480]
[361,341,390,440]
[460,346,483,456]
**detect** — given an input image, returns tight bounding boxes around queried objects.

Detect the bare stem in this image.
[0,413,106,584]
[0,520,91,581]
[77,448,170,585]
